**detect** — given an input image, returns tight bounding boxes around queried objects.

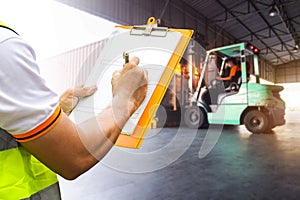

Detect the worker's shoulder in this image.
[232,65,239,70]
[0,27,20,43]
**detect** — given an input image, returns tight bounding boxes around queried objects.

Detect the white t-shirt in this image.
[0,27,61,142]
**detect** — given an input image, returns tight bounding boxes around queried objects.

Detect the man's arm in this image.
[22,58,148,180]
[21,105,124,180]
[217,66,238,81]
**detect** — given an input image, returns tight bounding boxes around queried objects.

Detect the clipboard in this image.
[70,17,193,148]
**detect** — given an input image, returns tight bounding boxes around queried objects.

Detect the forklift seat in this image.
[224,76,242,92]
[218,76,242,104]
[217,90,238,104]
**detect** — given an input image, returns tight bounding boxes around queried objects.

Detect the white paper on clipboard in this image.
[70,28,182,134]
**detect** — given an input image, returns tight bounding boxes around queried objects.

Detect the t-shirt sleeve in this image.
[0,37,62,142]
[229,66,238,78]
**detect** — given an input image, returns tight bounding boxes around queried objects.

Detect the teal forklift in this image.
[183,43,285,133]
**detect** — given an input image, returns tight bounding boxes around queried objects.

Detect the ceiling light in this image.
[292,45,299,53]
[269,5,278,17]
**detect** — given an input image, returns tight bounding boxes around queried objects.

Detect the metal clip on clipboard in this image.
[130,17,168,37]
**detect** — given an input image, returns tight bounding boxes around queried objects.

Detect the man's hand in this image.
[111,57,148,117]
[59,85,97,115]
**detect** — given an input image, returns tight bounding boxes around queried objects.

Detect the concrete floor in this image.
[59,112,300,200]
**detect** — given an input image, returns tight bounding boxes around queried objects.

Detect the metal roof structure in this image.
[56,0,300,66]
[181,0,300,65]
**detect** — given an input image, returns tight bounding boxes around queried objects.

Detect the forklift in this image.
[183,43,286,133]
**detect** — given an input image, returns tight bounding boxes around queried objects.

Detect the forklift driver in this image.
[216,57,240,88]
[206,57,240,105]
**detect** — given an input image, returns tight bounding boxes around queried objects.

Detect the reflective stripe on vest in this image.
[0,138,58,199]
[0,23,59,199]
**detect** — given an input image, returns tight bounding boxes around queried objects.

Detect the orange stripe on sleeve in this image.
[13,105,62,142]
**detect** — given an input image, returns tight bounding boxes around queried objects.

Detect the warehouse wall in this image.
[55,0,235,49]
[259,59,276,83]
[275,59,300,83]
[55,0,277,83]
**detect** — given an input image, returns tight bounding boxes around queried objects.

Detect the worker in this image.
[0,22,148,199]
[216,57,240,88]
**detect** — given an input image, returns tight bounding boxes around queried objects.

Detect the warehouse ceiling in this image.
[181,0,300,65]
[56,0,300,66]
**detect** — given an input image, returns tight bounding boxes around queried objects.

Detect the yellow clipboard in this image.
[115,18,193,148]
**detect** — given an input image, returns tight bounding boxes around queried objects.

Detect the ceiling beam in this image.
[253,31,300,39]
[292,18,300,26]
[277,0,300,47]
[214,0,284,63]
[248,0,296,60]
[213,7,271,24]
[210,1,251,22]
[236,14,300,40]
[253,0,299,7]
[167,0,236,46]
[158,0,170,21]
[260,39,296,50]
[252,0,271,7]
[269,54,300,64]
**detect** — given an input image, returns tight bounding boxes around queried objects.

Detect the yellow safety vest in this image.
[0,22,58,200]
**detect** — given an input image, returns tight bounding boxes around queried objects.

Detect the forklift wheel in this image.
[184,106,205,129]
[244,110,270,133]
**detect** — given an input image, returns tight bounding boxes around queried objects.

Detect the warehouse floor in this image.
[59,111,300,200]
